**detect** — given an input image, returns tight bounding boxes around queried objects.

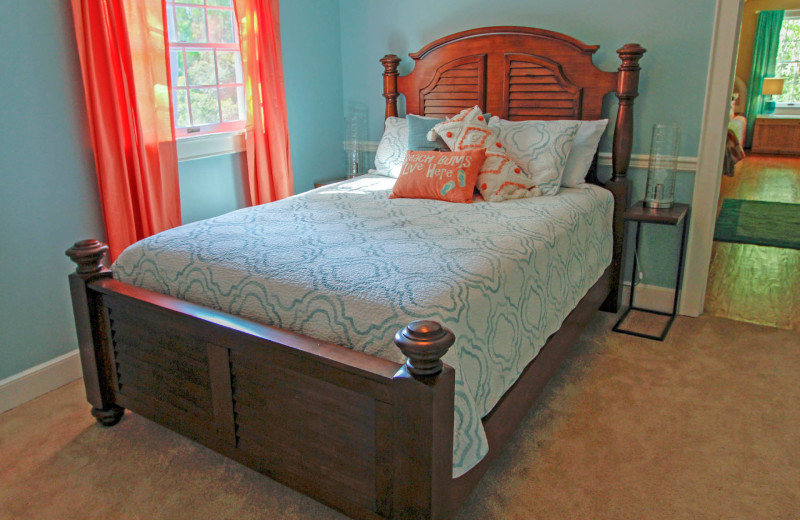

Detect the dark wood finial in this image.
[394,320,455,376]
[612,43,646,181]
[616,43,646,72]
[66,239,108,276]
[381,54,402,119]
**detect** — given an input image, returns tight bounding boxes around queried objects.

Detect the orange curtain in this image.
[71,0,180,261]
[234,0,294,205]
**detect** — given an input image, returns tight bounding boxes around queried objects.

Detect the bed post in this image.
[65,239,124,426]
[602,43,646,313]
[392,321,456,520]
[381,54,401,119]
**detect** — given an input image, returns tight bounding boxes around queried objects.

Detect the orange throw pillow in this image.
[389,149,486,203]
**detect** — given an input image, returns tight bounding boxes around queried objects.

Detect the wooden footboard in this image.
[67,240,458,520]
[67,239,612,520]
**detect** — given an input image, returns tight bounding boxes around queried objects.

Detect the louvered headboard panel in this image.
[418,55,486,119]
[387,26,618,122]
[505,54,582,120]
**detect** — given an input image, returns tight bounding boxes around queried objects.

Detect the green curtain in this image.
[745,10,784,148]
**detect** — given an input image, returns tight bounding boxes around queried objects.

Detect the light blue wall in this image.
[338,0,715,287]
[179,153,248,224]
[0,2,105,381]
[281,0,346,192]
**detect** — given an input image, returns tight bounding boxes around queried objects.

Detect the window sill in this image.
[773,105,800,116]
[177,131,246,162]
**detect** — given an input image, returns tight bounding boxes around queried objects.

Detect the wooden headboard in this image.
[380,26,646,311]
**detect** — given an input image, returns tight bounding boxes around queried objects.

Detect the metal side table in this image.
[613,201,690,341]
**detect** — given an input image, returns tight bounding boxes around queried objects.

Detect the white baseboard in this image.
[621,281,678,314]
[0,350,82,414]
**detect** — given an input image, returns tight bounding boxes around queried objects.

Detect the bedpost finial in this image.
[380,54,401,73]
[66,239,108,276]
[394,320,455,376]
[616,43,646,71]
[381,54,402,119]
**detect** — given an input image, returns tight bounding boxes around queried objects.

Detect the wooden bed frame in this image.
[66,27,644,520]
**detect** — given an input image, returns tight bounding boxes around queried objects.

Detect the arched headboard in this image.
[388,27,620,120]
[380,26,646,311]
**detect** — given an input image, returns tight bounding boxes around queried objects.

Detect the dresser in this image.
[751,115,800,154]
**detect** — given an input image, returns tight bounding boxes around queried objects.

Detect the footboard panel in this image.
[230,342,394,515]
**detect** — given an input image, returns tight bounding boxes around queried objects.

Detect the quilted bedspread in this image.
[113,174,613,477]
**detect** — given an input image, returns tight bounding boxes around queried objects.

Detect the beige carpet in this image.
[1,312,798,519]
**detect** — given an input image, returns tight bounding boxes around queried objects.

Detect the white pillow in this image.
[561,119,608,187]
[373,116,408,178]
[489,116,580,196]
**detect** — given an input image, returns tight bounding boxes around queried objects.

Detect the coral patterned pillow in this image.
[428,106,541,202]
[389,149,486,203]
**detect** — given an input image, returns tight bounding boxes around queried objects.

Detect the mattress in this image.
[113,174,613,477]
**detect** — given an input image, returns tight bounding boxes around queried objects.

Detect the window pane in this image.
[776,19,800,104]
[177,0,204,4]
[173,89,191,127]
[220,87,244,121]
[185,50,217,86]
[206,0,233,6]
[170,50,186,87]
[207,9,235,43]
[788,64,800,104]
[776,62,792,102]
[174,6,207,43]
[217,51,242,84]
[784,20,800,61]
[167,6,176,42]
[189,88,221,125]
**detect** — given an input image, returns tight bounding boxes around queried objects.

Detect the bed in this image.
[724,76,747,176]
[66,27,645,520]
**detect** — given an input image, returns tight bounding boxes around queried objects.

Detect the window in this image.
[166,0,245,136]
[775,11,800,106]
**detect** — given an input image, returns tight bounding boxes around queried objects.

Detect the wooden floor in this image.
[705,154,800,331]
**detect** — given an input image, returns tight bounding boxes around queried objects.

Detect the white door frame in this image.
[681,0,744,316]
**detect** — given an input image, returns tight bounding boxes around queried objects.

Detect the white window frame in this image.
[165,0,247,151]
[774,10,800,112]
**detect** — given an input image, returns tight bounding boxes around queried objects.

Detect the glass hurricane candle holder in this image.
[644,124,680,209]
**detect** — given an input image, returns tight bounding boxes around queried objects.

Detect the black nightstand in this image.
[613,201,690,341]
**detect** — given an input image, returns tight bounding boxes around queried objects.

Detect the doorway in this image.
[689,0,800,331]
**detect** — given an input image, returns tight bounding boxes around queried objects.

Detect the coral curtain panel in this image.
[233,0,294,205]
[745,10,784,148]
[71,0,181,261]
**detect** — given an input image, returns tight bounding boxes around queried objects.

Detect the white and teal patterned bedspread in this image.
[113,174,613,477]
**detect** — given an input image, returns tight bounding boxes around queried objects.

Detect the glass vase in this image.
[346,115,361,178]
[644,124,680,209]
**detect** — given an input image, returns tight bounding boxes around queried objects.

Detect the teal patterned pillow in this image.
[374,116,409,178]
[407,114,447,151]
[489,117,581,196]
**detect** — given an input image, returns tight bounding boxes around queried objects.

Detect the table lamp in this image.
[762,77,785,114]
